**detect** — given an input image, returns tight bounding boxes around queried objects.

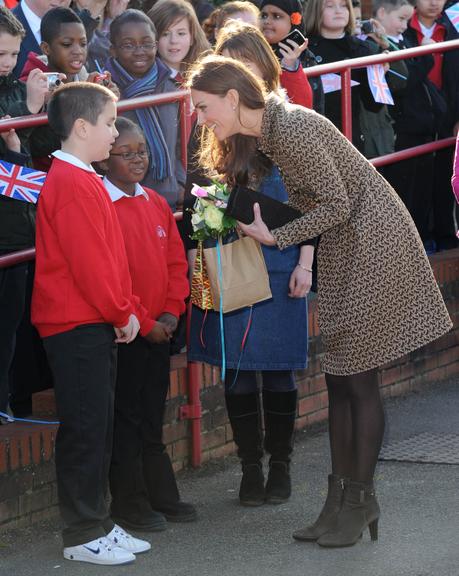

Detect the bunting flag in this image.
[446,2,459,32]
[367,64,394,105]
[0,160,46,204]
[320,73,360,94]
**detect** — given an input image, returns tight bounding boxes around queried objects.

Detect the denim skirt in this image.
[188,168,308,371]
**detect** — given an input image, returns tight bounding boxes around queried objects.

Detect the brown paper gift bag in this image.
[203,235,272,313]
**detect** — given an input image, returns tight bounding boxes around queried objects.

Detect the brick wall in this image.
[1,249,458,528]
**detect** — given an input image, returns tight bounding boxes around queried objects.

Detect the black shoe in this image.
[265,461,291,504]
[239,463,265,506]
[112,510,167,533]
[153,501,197,522]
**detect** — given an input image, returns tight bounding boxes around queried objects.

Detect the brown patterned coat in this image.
[257,95,452,375]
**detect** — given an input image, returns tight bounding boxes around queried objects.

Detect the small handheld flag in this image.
[446,2,459,33]
[367,64,394,105]
[320,73,360,94]
[0,160,46,204]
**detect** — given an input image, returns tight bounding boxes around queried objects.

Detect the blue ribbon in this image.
[216,240,226,382]
[0,410,59,425]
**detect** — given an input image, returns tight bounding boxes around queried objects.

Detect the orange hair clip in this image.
[290,12,302,25]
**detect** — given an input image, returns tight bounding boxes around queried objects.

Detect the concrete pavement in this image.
[1,378,458,576]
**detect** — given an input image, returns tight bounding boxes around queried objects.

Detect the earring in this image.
[232,106,236,111]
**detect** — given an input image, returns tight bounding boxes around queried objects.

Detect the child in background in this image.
[32,82,152,565]
[106,9,185,210]
[99,116,195,530]
[0,6,48,420]
[20,7,89,82]
[303,0,383,152]
[357,0,412,160]
[259,0,319,112]
[394,0,459,252]
[203,0,260,44]
[218,19,312,108]
[148,0,209,84]
[86,0,130,72]
[21,7,117,170]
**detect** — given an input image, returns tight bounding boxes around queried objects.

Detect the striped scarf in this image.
[105,57,172,182]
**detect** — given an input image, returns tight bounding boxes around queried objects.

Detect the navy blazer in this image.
[12,3,41,78]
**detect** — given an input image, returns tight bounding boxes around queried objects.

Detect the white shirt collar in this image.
[103,176,149,202]
[52,150,96,173]
[21,0,42,44]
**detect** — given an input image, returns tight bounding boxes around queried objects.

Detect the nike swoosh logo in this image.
[83,546,100,554]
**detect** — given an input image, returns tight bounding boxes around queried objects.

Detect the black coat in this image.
[307,34,382,151]
[396,14,459,136]
[0,74,35,253]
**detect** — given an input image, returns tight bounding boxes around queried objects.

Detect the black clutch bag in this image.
[226,185,302,230]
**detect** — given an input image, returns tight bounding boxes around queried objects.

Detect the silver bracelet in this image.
[297,263,313,272]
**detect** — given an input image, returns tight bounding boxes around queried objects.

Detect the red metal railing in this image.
[1,40,459,466]
[303,38,459,161]
[0,90,203,468]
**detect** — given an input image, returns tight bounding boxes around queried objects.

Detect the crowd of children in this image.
[0,0,458,566]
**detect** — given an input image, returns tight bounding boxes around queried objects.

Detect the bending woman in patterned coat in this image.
[186,54,452,548]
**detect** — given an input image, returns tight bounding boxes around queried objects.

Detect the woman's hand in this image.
[288,265,312,298]
[279,38,308,70]
[237,203,276,246]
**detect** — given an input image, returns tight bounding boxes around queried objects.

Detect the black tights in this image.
[325,369,385,483]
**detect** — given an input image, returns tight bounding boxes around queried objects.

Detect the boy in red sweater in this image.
[32,83,152,565]
[99,117,195,530]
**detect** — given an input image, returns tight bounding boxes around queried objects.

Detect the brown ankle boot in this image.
[292,474,346,541]
[317,480,380,548]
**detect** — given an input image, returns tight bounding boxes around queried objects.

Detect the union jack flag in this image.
[0,160,46,204]
[446,2,459,33]
[367,64,394,106]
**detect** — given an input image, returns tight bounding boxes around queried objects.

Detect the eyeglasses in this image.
[116,42,157,53]
[110,150,150,161]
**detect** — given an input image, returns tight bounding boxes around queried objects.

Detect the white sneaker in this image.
[63,536,136,565]
[107,524,151,554]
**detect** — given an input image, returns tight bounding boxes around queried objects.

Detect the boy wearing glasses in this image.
[100,117,195,532]
[105,9,186,210]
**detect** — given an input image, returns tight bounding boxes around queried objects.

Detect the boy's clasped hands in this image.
[145,313,178,344]
[114,313,177,344]
[115,314,140,344]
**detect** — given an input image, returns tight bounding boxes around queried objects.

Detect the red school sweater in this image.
[110,184,189,325]
[32,158,150,337]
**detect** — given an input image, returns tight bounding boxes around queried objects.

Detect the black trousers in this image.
[43,324,116,547]
[110,337,170,519]
[0,262,28,414]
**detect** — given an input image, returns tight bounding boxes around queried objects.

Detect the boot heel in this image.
[368,519,378,541]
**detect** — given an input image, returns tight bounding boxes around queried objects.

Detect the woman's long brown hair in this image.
[186,54,269,186]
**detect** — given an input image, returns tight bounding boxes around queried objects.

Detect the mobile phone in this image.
[273,28,307,57]
[360,20,375,34]
[94,72,110,87]
[44,72,62,89]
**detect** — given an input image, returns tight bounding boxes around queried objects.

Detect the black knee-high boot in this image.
[263,389,298,504]
[225,393,265,506]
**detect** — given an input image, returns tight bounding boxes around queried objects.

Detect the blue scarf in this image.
[105,57,172,182]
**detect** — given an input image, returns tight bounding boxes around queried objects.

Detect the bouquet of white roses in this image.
[189,181,237,241]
